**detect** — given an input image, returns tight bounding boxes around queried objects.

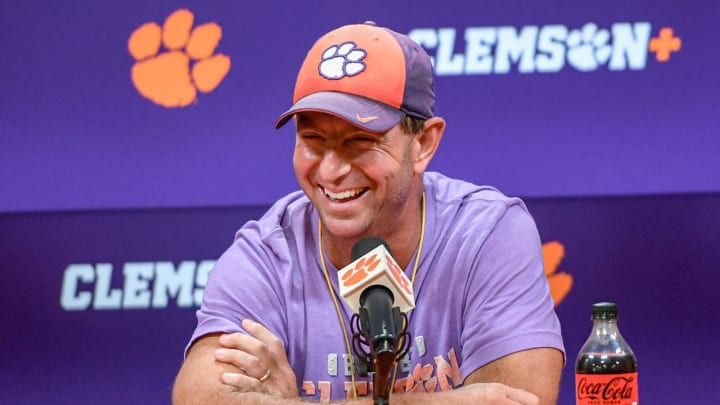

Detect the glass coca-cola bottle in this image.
[575,302,638,405]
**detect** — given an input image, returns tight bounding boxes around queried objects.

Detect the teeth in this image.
[323,187,364,200]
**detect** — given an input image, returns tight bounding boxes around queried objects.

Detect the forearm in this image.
[177,392,452,405]
[172,383,243,405]
[172,358,248,404]
[173,334,264,405]
[176,332,541,405]
[174,389,492,405]
[173,389,306,405]
[465,348,563,405]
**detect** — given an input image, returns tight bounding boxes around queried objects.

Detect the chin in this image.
[320,218,369,240]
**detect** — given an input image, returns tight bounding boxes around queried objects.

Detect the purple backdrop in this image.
[1,0,718,212]
[1,194,718,403]
[2,1,718,404]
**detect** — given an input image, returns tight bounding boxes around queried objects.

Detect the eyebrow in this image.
[294,114,311,126]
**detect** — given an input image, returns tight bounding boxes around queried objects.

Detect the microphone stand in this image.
[350,298,411,405]
[372,351,395,404]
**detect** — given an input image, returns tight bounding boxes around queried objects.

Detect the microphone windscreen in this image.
[351,237,393,261]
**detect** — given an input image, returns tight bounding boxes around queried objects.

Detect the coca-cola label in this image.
[575,372,639,405]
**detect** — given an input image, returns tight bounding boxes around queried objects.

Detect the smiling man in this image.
[173,22,564,405]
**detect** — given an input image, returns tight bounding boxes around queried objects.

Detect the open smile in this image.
[321,187,369,203]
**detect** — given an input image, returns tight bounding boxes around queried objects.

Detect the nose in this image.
[317,149,351,184]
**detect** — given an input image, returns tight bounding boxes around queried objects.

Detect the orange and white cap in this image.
[275,22,435,132]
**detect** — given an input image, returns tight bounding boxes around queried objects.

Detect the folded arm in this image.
[172,320,559,405]
[464,347,563,405]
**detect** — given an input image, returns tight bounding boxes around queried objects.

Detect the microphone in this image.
[338,237,414,404]
[338,237,415,314]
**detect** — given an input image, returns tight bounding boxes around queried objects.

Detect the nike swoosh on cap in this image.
[355,113,379,123]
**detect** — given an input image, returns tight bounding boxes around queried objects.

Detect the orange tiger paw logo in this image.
[341,254,381,287]
[386,255,412,296]
[542,241,573,306]
[128,9,231,107]
[404,364,437,393]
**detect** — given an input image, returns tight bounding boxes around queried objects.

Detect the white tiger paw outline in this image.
[318,42,367,79]
[566,23,612,71]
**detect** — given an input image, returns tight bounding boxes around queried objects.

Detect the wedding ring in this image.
[258,369,272,383]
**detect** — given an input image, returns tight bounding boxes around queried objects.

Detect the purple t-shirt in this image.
[189,171,564,401]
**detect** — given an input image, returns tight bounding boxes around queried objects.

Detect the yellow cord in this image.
[390,191,425,393]
[318,191,426,398]
[318,224,359,397]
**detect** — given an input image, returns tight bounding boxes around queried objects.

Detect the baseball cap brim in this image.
[274,91,405,133]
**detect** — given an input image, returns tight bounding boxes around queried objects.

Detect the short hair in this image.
[400,115,426,135]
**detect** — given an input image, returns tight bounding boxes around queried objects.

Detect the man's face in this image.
[293,111,416,241]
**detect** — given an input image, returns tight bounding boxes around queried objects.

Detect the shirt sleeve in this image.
[185,221,289,356]
[459,202,565,377]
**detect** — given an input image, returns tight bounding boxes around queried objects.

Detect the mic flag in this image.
[338,238,415,314]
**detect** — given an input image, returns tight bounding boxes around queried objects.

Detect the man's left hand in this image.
[214,319,299,398]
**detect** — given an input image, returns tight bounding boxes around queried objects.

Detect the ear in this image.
[412,117,445,174]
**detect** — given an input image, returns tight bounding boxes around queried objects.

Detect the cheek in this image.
[292,148,305,176]
[293,146,316,180]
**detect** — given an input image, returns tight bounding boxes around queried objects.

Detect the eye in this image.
[299,132,324,142]
[347,135,377,146]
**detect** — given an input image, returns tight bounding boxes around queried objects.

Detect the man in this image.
[173,22,564,404]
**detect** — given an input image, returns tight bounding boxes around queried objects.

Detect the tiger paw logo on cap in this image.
[319,42,367,79]
[128,9,231,108]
